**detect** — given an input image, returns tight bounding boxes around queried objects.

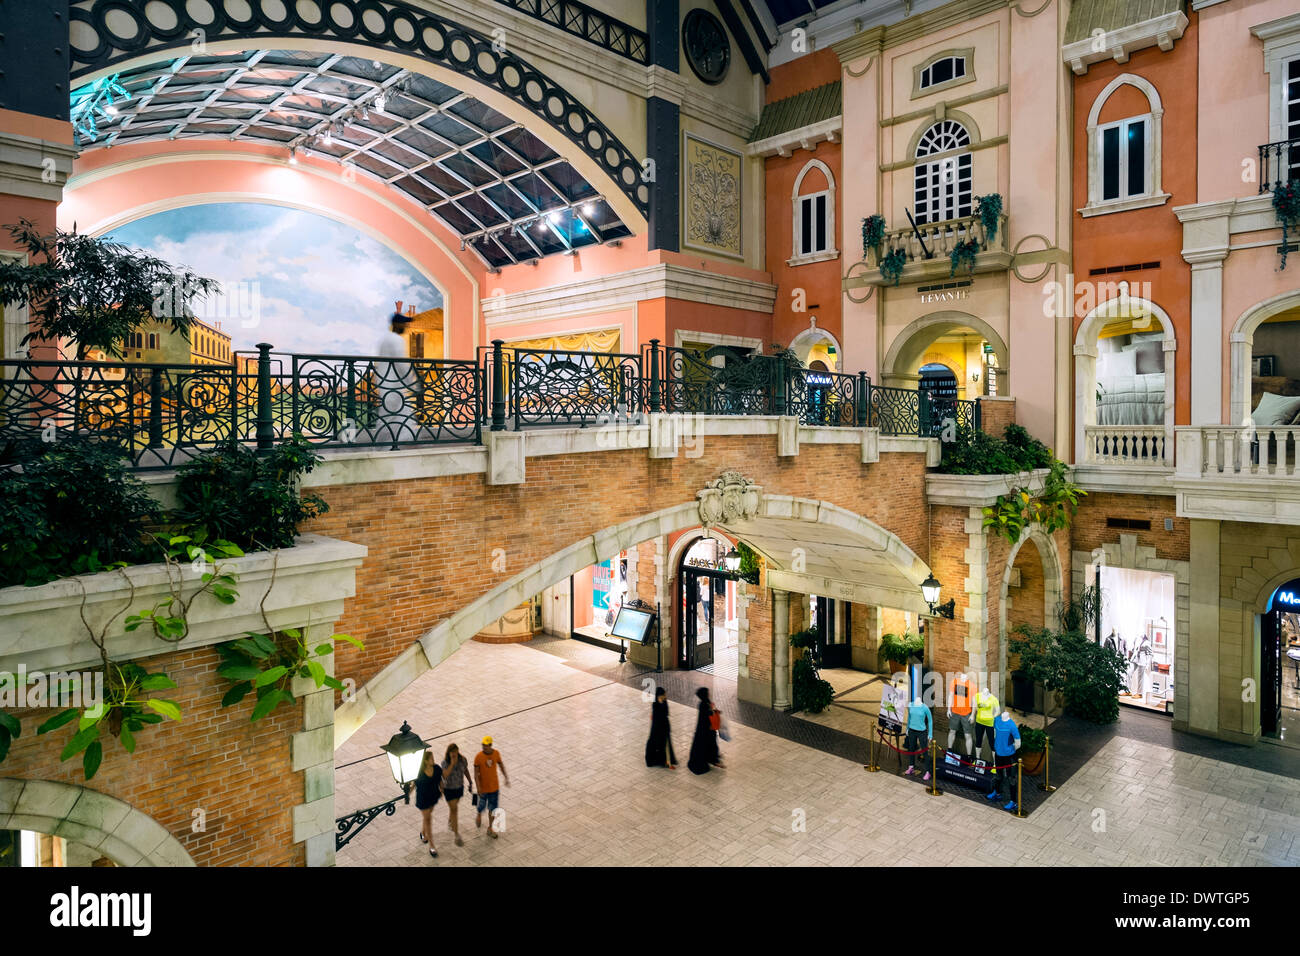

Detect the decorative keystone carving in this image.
[697,472,762,528]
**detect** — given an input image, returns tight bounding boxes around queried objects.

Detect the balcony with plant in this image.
[848,194,1010,289]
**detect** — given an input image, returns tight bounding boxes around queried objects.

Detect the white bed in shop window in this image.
[1096,337,1165,426]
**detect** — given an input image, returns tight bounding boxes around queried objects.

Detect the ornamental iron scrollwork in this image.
[67,0,649,218]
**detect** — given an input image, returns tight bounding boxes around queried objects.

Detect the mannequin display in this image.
[984,710,1022,811]
[973,687,999,760]
[947,671,976,755]
[1103,630,1118,654]
[1130,634,1153,700]
[903,697,933,781]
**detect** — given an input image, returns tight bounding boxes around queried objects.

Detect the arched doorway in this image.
[882,311,1009,399]
[1230,292,1300,429]
[1262,577,1300,741]
[676,534,740,677]
[998,525,1064,705]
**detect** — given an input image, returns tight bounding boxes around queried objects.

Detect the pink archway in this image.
[59,139,486,356]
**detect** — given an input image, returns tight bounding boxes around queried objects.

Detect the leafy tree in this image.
[0,219,219,359]
[1009,621,1127,724]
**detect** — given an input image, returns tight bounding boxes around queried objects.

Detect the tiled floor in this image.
[335,639,1300,867]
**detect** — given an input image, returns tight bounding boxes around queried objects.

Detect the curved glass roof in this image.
[70,50,632,270]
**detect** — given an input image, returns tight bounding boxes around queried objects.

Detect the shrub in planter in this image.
[879,248,907,286]
[862,214,886,260]
[1017,723,1048,774]
[174,435,328,551]
[879,632,922,672]
[0,439,157,589]
[949,238,980,277]
[789,627,835,713]
[1009,624,1127,724]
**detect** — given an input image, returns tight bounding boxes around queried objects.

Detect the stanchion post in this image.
[865,732,879,772]
[927,739,942,796]
[1039,735,1057,792]
[1015,759,1025,817]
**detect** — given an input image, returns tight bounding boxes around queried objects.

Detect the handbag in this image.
[709,707,722,732]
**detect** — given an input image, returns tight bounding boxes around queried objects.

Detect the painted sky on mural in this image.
[108,203,442,355]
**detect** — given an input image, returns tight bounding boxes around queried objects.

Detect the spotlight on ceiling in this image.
[582,201,596,216]
[323,129,332,144]
[104,102,118,117]
[460,239,466,251]
[288,148,298,165]
[548,210,562,224]
[374,92,386,113]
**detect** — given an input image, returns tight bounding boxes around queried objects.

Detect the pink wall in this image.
[60,140,485,357]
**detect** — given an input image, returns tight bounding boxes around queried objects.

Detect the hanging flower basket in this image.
[862,214,886,260]
[879,248,907,286]
[1273,181,1300,270]
[975,193,1003,247]
[950,238,980,277]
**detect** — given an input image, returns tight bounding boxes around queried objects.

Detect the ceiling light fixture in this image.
[374,92,386,113]
[288,147,298,165]
[582,201,596,216]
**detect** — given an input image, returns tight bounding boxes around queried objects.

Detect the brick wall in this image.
[307,439,933,695]
[1072,493,1187,563]
[979,397,1017,439]
[4,644,304,866]
[927,505,975,678]
[744,586,772,685]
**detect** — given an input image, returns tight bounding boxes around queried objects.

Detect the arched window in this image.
[1082,74,1168,216]
[914,120,972,225]
[790,159,837,264]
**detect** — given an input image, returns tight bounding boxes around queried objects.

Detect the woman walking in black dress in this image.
[687,687,724,774]
[645,687,677,769]
[414,749,442,858]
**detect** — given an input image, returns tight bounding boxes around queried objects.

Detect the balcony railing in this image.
[1083,425,1172,466]
[1175,426,1300,479]
[850,212,1011,288]
[1258,139,1300,194]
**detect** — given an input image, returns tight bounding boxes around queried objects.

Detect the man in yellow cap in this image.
[473,735,509,839]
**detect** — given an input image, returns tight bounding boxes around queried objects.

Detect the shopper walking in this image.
[440,743,473,847]
[903,696,933,781]
[414,750,442,858]
[645,687,677,769]
[687,687,724,774]
[473,735,509,839]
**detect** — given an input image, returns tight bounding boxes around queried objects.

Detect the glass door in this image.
[680,567,715,669]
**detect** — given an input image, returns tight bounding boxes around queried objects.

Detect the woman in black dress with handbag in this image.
[645,687,677,769]
[687,687,723,774]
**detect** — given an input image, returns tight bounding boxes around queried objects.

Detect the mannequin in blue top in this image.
[985,710,1021,811]
[902,697,933,782]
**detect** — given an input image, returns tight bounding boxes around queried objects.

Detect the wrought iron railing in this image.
[1259,139,1300,195]
[1,340,988,468]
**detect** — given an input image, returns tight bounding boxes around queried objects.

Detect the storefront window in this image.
[1088,565,1175,714]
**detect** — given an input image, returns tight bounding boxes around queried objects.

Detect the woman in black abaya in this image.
[687,687,723,774]
[644,687,677,769]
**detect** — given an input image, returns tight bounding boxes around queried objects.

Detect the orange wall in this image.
[1070,17,1198,449]
[763,51,844,359]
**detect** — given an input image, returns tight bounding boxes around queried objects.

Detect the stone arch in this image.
[1086,72,1164,129]
[904,109,984,160]
[788,321,842,369]
[1073,294,1176,463]
[792,158,834,198]
[882,310,1009,389]
[1229,290,1300,426]
[0,778,196,867]
[997,525,1064,697]
[333,494,932,746]
[66,0,649,228]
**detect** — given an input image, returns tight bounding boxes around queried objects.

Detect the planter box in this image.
[0,534,368,674]
[924,468,1052,508]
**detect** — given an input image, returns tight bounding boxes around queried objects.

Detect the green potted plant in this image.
[1272,180,1300,269]
[789,627,834,713]
[1016,723,1048,775]
[879,631,922,673]
[975,193,1003,247]
[879,248,907,286]
[862,214,886,261]
[950,237,980,277]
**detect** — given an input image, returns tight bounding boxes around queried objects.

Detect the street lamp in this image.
[921,573,956,619]
[335,720,428,852]
[724,546,741,573]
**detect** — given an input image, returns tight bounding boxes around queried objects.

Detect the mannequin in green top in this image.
[973,687,999,760]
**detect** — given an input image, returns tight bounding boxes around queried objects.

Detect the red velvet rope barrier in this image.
[874,729,1020,769]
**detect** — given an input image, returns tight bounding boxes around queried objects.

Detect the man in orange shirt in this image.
[473,735,510,839]
[947,671,976,755]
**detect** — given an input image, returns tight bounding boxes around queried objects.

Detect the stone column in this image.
[1187,519,1221,736]
[1176,202,1231,425]
[772,588,791,709]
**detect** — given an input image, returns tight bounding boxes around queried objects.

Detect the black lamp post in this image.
[335,720,428,852]
[723,546,741,573]
[921,573,956,619]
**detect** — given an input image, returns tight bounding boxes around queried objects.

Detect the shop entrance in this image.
[1087,564,1176,715]
[1263,578,1300,741]
[677,536,739,675]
